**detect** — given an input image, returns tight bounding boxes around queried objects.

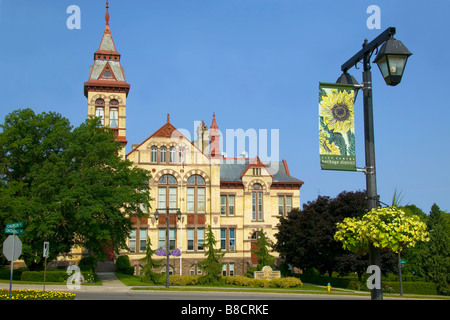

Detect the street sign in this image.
[5,227,24,235]
[2,235,22,262]
[6,222,23,229]
[43,242,49,258]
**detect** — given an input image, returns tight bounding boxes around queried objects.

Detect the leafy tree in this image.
[274,191,367,277]
[252,229,276,270]
[407,204,450,295]
[198,225,225,283]
[0,108,151,270]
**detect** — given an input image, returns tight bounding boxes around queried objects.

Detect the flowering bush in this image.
[334,206,430,253]
[156,248,182,256]
[0,289,76,300]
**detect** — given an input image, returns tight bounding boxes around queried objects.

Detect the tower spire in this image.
[105,0,110,29]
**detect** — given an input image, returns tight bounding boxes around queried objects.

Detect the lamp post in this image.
[155,208,182,288]
[338,27,412,300]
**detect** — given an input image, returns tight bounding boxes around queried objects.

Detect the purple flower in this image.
[156,248,166,256]
[170,248,181,256]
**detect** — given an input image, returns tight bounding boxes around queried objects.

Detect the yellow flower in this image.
[320,89,355,134]
[319,129,340,155]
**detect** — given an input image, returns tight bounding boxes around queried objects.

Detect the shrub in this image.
[269,277,303,288]
[78,256,97,272]
[115,255,134,275]
[169,275,199,286]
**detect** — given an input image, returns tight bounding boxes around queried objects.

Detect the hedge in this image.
[21,270,97,283]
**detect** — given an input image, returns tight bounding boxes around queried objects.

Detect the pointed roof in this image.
[84,1,130,97]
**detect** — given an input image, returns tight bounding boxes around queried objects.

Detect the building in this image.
[84,2,304,276]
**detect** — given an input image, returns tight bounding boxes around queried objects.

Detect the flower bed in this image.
[0,289,76,300]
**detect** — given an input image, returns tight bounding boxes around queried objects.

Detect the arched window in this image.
[95,99,105,126]
[169,147,176,163]
[109,99,119,106]
[251,184,263,221]
[158,174,177,209]
[186,175,205,213]
[151,146,157,163]
[160,146,166,163]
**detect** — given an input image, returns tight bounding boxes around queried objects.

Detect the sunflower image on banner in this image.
[319,82,356,171]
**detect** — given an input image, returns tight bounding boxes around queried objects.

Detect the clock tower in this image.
[84,1,130,158]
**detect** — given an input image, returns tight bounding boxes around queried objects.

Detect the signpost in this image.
[2,222,23,300]
[43,242,49,291]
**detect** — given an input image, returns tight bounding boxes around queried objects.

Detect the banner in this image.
[319,82,356,171]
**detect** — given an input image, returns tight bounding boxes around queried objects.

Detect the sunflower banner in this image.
[319,82,356,171]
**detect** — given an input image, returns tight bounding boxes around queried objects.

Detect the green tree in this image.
[252,229,276,270]
[410,204,450,295]
[0,108,151,270]
[274,191,367,277]
[140,237,162,283]
[198,225,225,283]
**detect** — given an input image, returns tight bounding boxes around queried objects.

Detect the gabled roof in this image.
[220,158,304,185]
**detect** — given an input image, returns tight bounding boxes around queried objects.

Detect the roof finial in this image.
[167,114,170,123]
[105,0,110,26]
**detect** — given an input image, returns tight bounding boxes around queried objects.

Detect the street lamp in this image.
[339,27,412,300]
[373,37,412,86]
[155,208,182,288]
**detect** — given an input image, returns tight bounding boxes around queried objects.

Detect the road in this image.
[74,289,370,300]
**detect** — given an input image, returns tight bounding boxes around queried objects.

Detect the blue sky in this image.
[0,0,449,213]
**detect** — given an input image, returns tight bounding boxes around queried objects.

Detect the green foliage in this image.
[335,206,430,253]
[20,269,96,283]
[224,276,302,288]
[78,256,97,273]
[0,108,152,270]
[197,225,225,284]
[252,229,276,270]
[274,191,367,277]
[139,237,162,283]
[169,275,199,286]
[115,255,134,275]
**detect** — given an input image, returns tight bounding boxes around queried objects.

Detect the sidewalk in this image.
[0,272,130,293]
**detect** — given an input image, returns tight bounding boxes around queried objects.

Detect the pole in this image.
[362,40,383,300]
[398,251,403,296]
[43,256,48,291]
[180,167,183,275]
[9,232,15,300]
[166,207,170,289]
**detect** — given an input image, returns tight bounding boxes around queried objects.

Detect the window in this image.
[109,99,119,106]
[151,146,157,163]
[190,265,202,275]
[178,146,185,164]
[158,174,177,209]
[187,228,204,251]
[186,175,205,213]
[197,228,204,251]
[252,168,261,176]
[161,265,173,275]
[160,146,166,163]
[101,71,113,79]
[278,195,292,216]
[221,228,236,251]
[222,263,235,276]
[139,229,147,251]
[187,228,194,251]
[252,184,263,221]
[95,99,105,126]
[158,228,176,250]
[169,147,176,163]
[129,229,136,252]
[109,107,118,128]
[220,195,235,216]
[158,229,165,249]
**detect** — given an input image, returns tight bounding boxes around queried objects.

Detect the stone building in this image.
[84,2,304,276]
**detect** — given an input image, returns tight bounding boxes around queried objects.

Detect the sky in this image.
[0,0,449,213]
